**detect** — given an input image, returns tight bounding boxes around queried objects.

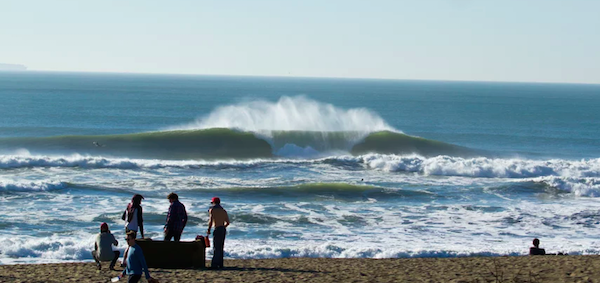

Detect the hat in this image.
[100,222,109,231]
[211,197,220,204]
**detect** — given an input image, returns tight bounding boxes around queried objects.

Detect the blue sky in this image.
[2,0,599,84]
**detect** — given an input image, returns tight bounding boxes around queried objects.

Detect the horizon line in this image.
[4,69,600,86]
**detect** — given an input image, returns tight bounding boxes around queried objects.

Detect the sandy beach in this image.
[1,256,599,283]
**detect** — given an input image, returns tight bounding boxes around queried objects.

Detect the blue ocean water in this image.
[0,71,599,264]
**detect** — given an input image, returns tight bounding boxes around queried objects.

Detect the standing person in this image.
[91,223,120,270]
[122,194,145,239]
[207,197,230,269]
[119,231,154,283]
[164,192,188,242]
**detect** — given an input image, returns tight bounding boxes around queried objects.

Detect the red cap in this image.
[100,222,109,231]
[211,197,220,204]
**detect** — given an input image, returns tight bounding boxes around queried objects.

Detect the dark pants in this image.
[164,230,182,242]
[211,226,227,268]
[92,250,120,269]
[128,274,141,283]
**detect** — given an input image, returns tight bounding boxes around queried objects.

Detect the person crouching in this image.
[92,222,120,270]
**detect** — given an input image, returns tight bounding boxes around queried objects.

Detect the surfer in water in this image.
[93,141,105,147]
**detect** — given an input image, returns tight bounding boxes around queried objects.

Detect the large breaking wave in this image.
[0,96,480,159]
[0,129,475,159]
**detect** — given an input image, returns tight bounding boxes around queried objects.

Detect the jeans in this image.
[211,226,227,268]
[92,250,120,269]
[164,230,182,242]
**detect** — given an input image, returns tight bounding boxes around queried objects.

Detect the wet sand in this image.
[1,256,599,282]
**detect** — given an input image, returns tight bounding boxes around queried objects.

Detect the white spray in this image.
[172,96,395,133]
[169,96,398,157]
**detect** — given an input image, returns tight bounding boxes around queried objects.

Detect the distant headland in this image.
[0,63,27,71]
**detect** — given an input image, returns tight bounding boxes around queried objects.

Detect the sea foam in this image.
[170,96,395,134]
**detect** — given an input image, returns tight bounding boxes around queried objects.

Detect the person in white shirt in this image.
[122,194,145,238]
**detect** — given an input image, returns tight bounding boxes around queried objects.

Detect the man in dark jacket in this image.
[164,192,188,242]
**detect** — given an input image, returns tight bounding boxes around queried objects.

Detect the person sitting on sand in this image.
[529,238,546,255]
[120,231,154,283]
[164,192,188,242]
[122,194,145,239]
[92,222,120,270]
[207,196,230,269]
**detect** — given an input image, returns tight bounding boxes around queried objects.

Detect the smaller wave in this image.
[359,154,600,178]
[2,154,600,180]
[533,176,600,197]
[0,233,117,264]
[184,183,436,204]
[225,243,526,259]
[0,180,68,192]
[0,154,281,170]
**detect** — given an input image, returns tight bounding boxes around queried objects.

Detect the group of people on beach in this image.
[92,193,230,283]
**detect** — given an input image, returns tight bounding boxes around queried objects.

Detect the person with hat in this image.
[91,222,120,270]
[207,196,230,269]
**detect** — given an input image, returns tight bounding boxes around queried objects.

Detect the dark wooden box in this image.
[135,239,206,269]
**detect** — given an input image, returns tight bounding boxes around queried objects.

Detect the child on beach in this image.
[92,223,120,270]
[122,194,145,239]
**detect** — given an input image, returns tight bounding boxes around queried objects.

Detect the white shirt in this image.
[125,208,139,231]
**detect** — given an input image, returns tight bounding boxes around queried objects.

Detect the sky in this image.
[1,0,599,84]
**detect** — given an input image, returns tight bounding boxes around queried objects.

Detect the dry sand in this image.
[1,256,599,283]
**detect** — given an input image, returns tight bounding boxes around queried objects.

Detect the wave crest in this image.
[0,180,67,192]
[170,96,395,134]
[361,154,600,178]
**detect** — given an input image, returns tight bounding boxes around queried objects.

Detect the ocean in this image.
[1,71,599,264]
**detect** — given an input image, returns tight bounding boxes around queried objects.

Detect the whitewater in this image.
[1,72,600,264]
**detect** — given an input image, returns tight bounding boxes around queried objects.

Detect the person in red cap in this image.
[92,222,120,270]
[207,196,230,269]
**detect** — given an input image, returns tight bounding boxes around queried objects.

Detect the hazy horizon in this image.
[2,0,599,84]
[4,69,600,86]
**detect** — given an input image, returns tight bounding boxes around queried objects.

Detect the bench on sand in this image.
[135,238,206,269]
